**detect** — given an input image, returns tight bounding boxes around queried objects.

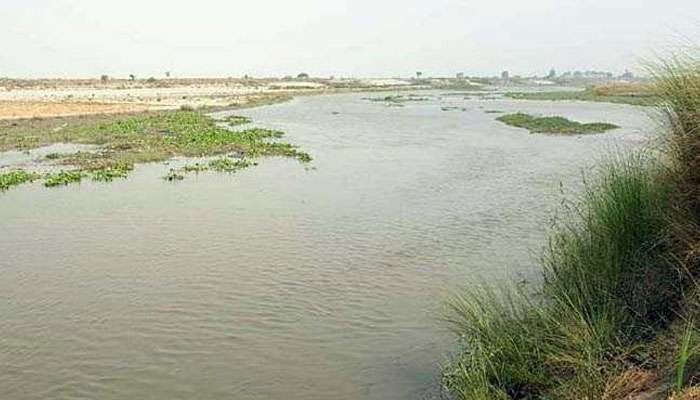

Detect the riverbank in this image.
[505,83,660,106]
[443,56,700,399]
[0,77,427,120]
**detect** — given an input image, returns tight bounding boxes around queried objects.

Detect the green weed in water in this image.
[0,170,39,191]
[163,169,185,181]
[223,115,252,126]
[90,162,134,182]
[1,110,312,190]
[181,163,209,173]
[208,158,254,173]
[44,170,83,187]
[496,112,619,134]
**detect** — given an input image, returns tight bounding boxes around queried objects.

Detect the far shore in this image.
[0,77,429,120]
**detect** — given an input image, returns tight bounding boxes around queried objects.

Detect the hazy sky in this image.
[2,0,698,78]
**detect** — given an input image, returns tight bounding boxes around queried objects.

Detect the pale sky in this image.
[2,0,698,78]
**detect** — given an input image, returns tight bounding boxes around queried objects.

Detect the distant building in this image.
[621,70,634,80]
[501,71,510,81]
[456,72,465,80]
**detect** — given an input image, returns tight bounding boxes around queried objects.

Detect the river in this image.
[0,91,653,399]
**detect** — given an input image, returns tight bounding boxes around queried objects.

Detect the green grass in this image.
[496,112,620,134]
[0,170,39,191]
[675,321,699,392]
[505,88,661,107]
[444,53,700,399]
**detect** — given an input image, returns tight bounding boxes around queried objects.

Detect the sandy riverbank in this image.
[0,78,419,119]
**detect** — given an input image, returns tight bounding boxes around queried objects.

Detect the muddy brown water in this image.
[0,92,654,399]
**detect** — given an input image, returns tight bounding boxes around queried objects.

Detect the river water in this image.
[0,92,654,399]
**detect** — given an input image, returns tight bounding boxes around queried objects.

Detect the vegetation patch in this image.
[181,163,209,173]
[0,170,39,191]
[89,162,133,182]
[44,170,83,187]
[208,158,254,173]
[163,169,184,182]
[223,115,252,126]
[496,112,619,134]
[0,110,311,192]
[505,84,661,106]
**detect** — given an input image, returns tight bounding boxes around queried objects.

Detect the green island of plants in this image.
[443,54,700,399]
[496,112,620,134]
[0,110,311,192]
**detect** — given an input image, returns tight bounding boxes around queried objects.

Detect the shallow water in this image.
[0,92,654,399]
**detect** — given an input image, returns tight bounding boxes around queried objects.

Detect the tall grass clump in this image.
[653,53,700,219]
[445,156,676,399]
[444,51,700,399]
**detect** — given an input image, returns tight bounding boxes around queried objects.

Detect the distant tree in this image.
[297,72,309,79]
[100,75,109,83]
[501,71,510,81]
[416,71,423,79]
[165,71,171,78]
[547,69,557,79]
[129,74,136,81]
[146,77,157,83]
